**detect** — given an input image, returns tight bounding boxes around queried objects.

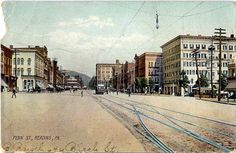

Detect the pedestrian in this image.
[81,90,83,97]
[128,88,131,97]
[12,87,16,98]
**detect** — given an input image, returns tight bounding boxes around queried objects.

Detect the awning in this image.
[225,80,236,91]
[36,82,45,89]
[48,84,54,88]
[56,85,64,89]
[1,79,8,87]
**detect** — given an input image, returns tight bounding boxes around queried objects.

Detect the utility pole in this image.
[192,48,201,99]
[208,39,215,98]
[14,48,18,89]
[214,28,226,102]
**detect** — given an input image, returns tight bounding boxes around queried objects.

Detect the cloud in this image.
[58,16,114,29]
[48,29,149,52]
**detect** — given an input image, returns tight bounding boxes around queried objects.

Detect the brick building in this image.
[1,44,16,91]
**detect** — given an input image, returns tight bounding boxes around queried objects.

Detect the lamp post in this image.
[208,44,215,98]
[192,48,201,99]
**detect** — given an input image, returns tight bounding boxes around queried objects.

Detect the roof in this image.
[161,34,236,48]
[137,52,162,58]
[96,63,122,66]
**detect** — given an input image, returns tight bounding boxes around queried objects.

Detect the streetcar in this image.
[95,84,106,94]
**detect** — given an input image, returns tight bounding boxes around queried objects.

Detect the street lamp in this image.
[192,48,201,99]
[208,44,215,98]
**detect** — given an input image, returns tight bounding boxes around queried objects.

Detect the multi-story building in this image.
[64,75,81,89]
[10,45,48,91]
[225,57,236,92]
[161,34,236,95]
[134,52,163,91]
[1,44,16,91]
[96,59,122,89]
[119,61,135,90]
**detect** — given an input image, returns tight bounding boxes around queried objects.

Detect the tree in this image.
[179,70,190,94]
[218,74,228,91]
[135,77,148,93]
[195,74,209,87]
[135,77,141,92]
[140,77,148,93]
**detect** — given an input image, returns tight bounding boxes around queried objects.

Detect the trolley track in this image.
[92,94,235,152]
[109,95,236,127]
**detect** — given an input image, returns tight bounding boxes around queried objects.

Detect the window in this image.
[27,58,31,65]
[13,58,16,65]
[230,54,232,59]
[21,58,24,65]
[190,44,194,49]
[235,46,236,51]
[17,58,20,65]
[17,68,20,76]
[202,44,206,49]
[183,53,185,58]
[27,68,31,75]
[198,54,200,58]
[21,68,24,75]
[223,45,227,50]
[183,44,188,49]
[224,54,227,59]
[189,53,192,58]
[229,45,233,50]
[196,44,200,49]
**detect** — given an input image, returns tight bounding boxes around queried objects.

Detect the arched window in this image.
[21,58,24,65]
[27,68,31,75]
[21,68,24,76]
[17,68,20,76]
[17,58,20,65]
[27,58,31,65]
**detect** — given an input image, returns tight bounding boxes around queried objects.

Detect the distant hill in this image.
[61,70,91,86]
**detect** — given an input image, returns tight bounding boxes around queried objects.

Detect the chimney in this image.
[116,59,120,64]
[230,34,234,38]
[9,45,13,49]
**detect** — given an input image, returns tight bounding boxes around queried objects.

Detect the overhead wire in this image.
[106,1,145,53]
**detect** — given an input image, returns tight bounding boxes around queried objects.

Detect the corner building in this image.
[161,34,236,95]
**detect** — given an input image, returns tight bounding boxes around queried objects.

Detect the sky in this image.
[1,1,236,77]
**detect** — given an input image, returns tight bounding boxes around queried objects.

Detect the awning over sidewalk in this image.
[225,80,236,92]
[1,79,8,87]
[48,84,54,88]
[36,82,45,89]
